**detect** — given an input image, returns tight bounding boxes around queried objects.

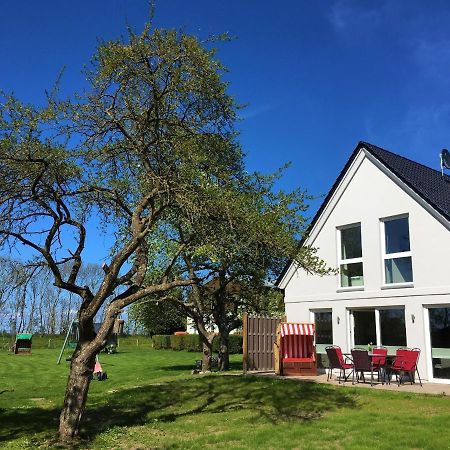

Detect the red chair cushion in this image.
[283,357,315,363]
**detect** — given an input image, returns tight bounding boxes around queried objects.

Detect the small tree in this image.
[180,172,332,371]
[133,171,331,371]
[129,296,186,336]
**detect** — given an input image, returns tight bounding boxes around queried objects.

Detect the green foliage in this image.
[0,18,335,438]
[212,334,243,354]
[152,335,172,350]
[129,298,186,336]
[152,333,242,353]
[170,334,202,352]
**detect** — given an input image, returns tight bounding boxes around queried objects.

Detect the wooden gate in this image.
[243,313,282,372]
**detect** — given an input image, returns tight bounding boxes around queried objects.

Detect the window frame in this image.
[311,309,333,355]
[337,222,364,290]
[380,214,413,287]
[349,306,407,351]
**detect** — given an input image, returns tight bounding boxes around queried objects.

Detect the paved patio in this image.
[247,371,450,396]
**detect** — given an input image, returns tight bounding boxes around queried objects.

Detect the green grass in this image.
[1,346,450,449]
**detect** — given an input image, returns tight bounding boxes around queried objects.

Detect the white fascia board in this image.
[363,148,450,232]
[278,149,366,289]
[284,284,450,304]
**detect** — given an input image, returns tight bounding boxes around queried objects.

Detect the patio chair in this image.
[389,348,422,387]
[325,345,353,383]
[372,346,388,383]
[351,348,375,386]
[386,348,408,385]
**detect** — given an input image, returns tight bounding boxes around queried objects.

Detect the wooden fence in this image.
[242,313,282,372]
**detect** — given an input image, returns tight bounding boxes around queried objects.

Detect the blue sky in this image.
[1,0,450,262]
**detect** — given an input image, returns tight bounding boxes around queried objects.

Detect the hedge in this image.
[171,334,201,351]
[152,334,172,350]
[212,334,243,354]
[152,334,243,354]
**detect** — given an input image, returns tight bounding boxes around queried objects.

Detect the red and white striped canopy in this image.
[280,323,315,337]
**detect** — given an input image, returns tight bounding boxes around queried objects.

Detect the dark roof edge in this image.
[275,141,365,287]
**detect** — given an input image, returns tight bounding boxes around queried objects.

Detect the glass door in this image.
[313,310,333,354]
[428,307,450,380]
[352,310,376,347]
[350,307,406,351]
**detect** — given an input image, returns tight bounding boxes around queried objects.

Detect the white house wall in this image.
[282,148,450,381]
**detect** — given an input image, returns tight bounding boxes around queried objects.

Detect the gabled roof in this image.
[276,141,450,286]
[362,142,450,221]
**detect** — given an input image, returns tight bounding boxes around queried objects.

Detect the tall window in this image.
[379,308,406,347]
[382,216,413,285]
[314,311,332,354]
[353,310,376,346]
[429,307,450,380]
[338,223,363,288]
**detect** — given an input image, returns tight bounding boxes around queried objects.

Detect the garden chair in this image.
[372,346,388,382]
[351,348,375,386]
[389,348,422,387]
[325,345,353,383]
[387,348,410,385]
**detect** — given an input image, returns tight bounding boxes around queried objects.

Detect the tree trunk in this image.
[193,317,214,372]
[217,329,230,371]
[58,345,96,442]
[202,341,212,372]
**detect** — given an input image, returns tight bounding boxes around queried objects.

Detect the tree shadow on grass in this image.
[82,375,358,436]
[0,376,358,447]
[0,406,60,444]
[162,358,242,372]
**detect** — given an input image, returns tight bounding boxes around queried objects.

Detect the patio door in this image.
[352,310,376,347]
[428,307,450,380]
[349,307,406,351]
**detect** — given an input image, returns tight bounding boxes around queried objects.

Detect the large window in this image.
[351,308,406,351]
[382,216,413,285]
[338,223,363,288]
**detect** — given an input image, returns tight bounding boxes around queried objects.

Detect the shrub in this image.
[152,333,242,353]
[152,335,172,349]
[183,334,202,352]
[170,334,184,351]
[212,334,242,354]
[171,334,202,351]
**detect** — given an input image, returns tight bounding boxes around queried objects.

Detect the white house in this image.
[277,141,450,383]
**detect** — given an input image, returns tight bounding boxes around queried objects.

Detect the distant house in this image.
[277,142,450,383]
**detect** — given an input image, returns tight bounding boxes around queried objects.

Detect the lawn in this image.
[1,342,450,449]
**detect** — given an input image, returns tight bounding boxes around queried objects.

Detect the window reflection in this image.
[379,309,406,346]
[429,307,450,379]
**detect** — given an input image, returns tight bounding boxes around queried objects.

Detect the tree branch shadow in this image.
[0,375,358,447]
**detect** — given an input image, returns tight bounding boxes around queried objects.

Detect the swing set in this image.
[57,318,120,364]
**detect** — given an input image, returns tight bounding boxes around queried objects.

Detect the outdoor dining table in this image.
[343,352,395,384]
[369,352,397,383]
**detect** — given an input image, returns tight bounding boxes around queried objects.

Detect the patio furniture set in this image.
[325,345,423,387]
[271,322,422,388]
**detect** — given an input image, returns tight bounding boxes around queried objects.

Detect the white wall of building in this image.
[280,148,450,382]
